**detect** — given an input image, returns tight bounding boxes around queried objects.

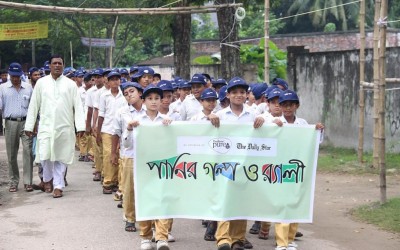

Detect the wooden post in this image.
[357,0,366,163]
[89,21,92,69]
[372,0,381,170]
[31,40,36,66]
[109,16,118,68]
[378,0,388,204]
[70,41,73,67]
[264,0,269,82]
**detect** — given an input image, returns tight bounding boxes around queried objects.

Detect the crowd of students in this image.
[1,60,323,250]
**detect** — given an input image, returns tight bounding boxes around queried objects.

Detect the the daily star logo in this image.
[208,138,231,154]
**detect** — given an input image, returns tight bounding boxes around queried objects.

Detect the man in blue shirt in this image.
[0,62,34,192]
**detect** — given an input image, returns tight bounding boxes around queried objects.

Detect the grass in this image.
[317,146,400,174]
[352,198,400,233]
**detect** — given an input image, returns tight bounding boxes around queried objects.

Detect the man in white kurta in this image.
[25,55,85,198]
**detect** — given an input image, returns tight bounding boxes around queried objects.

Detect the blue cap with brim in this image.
[212,78,227,87]
[201,88,218,100]
[218,85,228,102]
[178,79,191,89]
[272,78,289,90]
[251,83,268,100]
[157,80,173,91]
[120,81,143,92]
[120,68,129,75]
[92,68,103,76]
[279,90,299,103]
[8,62,23,77]
[142,84,163,99]
[28,67,39,76]
[227,77,248,92]
[130,65,139,73]
[132,67,155,79]
[189,73,207,85]
[267,88,283,100]
[107,71,121,79]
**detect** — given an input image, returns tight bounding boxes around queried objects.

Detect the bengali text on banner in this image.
[0,21,48,41]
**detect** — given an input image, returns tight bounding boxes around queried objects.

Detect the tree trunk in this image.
[172,0,191,79]
[217,1,241,80]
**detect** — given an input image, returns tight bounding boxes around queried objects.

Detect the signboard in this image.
[81,37,115,47]
[0,21,48,41]
[134,122,321,223]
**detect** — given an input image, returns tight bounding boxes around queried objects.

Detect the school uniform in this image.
[179,94,202,121]
[85,85,103,175]
[77,85,90,158]
[98,89,127,189]
[113,104,146,224]
[214,105,256,248]
[122,112,170,243]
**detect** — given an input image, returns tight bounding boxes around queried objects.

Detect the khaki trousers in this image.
[139,220,169,241]
[93,135,103,174]
[261,221,271,232]
[78,133,88,155]
[122,157,135,223]
[4,120,33,186]
[275,223,298,247]
[215,220,247,246]
[102,133,118,187]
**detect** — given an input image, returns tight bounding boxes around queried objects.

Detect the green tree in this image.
[191,13,218,39]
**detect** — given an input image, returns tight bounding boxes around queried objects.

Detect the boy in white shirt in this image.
[169,79,191,114]
[190,88,218,121]
[157,80,181,121]
[122,84,171,250]
[97,71,127,194]
[179,74,207,121]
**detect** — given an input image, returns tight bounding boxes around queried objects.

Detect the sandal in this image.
[243,238,253,249]
[125,222,136,232]
[103,186,113,194]
[295,231,303,238]
[53,188,63,198]
[204,221,217,241]
[258,229,269,240]
[249,221,260,234]
[44,180,53,193]
[9,186,17,192]
[24,184,34,192]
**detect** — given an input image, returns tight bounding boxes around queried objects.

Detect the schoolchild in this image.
[157,80,181,121]
[78,73,94,162]
[131,67,155,88]
[214,85,229,113]
[273,89,324,250]
[201,73,212,88]
[190,88,218,121]
[211,78,227,94]
[251,83,268,115]
[271,78,289,91]
[179,74,207,121]
[97,71,127,195]
[85,68,104,181]
[122,84,172,250]
[112,81,145,232]
[209,77,265,250]
[169,79,191,114]
[171,79,180,102]
[153,73,161,84]
[129,65,139,78]
[120,68,130,79]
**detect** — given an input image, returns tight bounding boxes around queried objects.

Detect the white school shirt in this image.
[179,94,202,121]
[113,104,146,158]
[279,115,324,143]
[98,89,127,135]
[256,102,268,115]
[93,86,107,109]
[123,112,169,149]
[78,86,87,116]
[216,105,256,122]
[190,110,210,121]
[166,109,181,121]
[169,98,183,114]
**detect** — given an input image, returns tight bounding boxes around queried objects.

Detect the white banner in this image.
[80,37,115,47]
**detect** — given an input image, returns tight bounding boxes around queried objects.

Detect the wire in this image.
[77,0,88,8]
[159,0,183,8]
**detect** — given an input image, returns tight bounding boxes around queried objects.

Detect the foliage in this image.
[317,146,400,174]
[240,38,287,82]
[192,55,215,65]
[352,198,400,233]
[388,0,400,29]
[324,23,336,32]
[191,13,218,40]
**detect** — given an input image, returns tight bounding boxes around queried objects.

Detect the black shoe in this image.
[249,221,260,234]
[295,231,303,237]
[231,241,244,250]
[78,155,85,161]
[243,239,253,249]
[217,243,231,250]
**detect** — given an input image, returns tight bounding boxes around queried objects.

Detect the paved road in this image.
[1,136,399,250]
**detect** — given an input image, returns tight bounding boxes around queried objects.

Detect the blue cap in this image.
[43,61,50,72]
[279,90,299,104]
[130,65,139,73]
[142,84,163,99]
[171,80,179,89]
[63,67,76,78]
[92,68,103,76]
[157,80,173,91]
[264,85,279,98]
[174,76,182,82]
[189,73,207,85]
[83,72,92,82]
[251,83,268,100]
[227,77,248,92]
[132,67,155,79]
[8,62,23,77]
[212,78,227,87]
[178,79,191,89]
[121,77,127,83]
[267,88,283,100]
[272,78,289,90]
[200,88,218,100]
[120,68,129,75]
[102,68,112,76]
[120,81,143,92]
[28,67,39,76]
[218,85,228,102]
[107,71,121,79]
[75,70,85,77]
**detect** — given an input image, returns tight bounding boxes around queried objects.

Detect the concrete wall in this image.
[288,47,400,152]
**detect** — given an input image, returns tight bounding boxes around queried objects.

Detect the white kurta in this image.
[25,74,86,165]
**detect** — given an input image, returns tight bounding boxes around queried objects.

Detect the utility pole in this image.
[358,0,366,163]
[264,0,269,82]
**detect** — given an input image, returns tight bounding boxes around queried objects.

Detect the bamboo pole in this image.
[264,0,270,82]
[109,16,118,68]
[372,0,381,170]
[0,1,242,15]
[378,0,388,204]
[358,0,366,163]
